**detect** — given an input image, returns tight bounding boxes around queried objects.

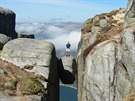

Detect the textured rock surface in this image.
[77,6,135,101]
[61,56,77,82]
[0,7,17,39]
[60,56,77,86]
[0,92,16,101]
[1,38,53,68]
[0,92,42,101]
[99,19,108,28]
[61,56,74,73]
[124,0,135,27]
[13,95,42,101]
[0,68,5,76]
[18,34,35,39]
[1,38,59,101]
[0,34,10,49]
[58,58,75,84]
[0,59,45,100]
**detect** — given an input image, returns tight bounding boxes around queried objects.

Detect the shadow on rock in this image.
[58,58,75,84]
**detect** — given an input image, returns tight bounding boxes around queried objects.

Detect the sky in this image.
[0,0,129,57]
[0,0,128,22]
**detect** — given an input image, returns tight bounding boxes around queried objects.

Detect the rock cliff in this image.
[0,7,77,101]
[0,38,59,101]
[0,7,17,39]
[77,1,135,100]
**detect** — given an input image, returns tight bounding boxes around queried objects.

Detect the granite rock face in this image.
[0,34,10,50]
[124,0,135,27]
[61,56,77,75]
[0,92,16,101]
[58,58,75,84]
[77,6,135,101]
[1,38,54,68]
[1,38,59,101]
[0,7,17,39]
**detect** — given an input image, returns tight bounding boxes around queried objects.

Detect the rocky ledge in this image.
[77,0,135,101]
[0,38,59,101]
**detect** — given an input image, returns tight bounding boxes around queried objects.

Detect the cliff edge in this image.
[77,0,135,101]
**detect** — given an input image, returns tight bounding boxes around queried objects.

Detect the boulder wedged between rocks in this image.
[58,58,75,84]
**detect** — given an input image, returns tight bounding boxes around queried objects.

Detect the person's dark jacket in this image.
[66,43,71,48]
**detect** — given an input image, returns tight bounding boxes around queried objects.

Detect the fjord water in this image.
[60,85,77,101]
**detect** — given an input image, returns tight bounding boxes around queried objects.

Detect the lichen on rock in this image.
[77,3,135,101]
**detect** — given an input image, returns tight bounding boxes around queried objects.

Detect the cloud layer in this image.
[16,22,82,57]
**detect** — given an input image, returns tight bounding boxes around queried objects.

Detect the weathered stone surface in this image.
[1,38,59,101]
[99,19,108,28]
[77,6,135,101]
[58,58,75,84]
[61,56,77,85]
[5,82,15,89]
[121,25,135,89]
[0,7,17,39]
[61,56,74,73]
[13,95,42,101]
[77,40,133,101]
[124,0,135,27]
[82,41,122,101]
[0,34,10,49]
[0,68,5,76]
[0,92,16,101]
[1,38,54,68]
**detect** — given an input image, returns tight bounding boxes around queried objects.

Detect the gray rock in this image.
[77,40,133,101]
[5,82,15,89]
[61,56,73,73]
[57,58,75,84]
[0,34,10,49]
[0,68,5,76]
[0,92,16,101]
[93,16,100,24]
[13,95,42,101]
[91,26,101,35]
[99,19,108,28]
[1,38,54,68]
[77,24,135,101]
[121,25,135,89]
[1,38,59,101]
[124,0,135,27]
[18,34,35,39]
[0,7,17,39]
[61,56,77,79]
[77,1,135,101]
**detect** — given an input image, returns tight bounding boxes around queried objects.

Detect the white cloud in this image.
[16,22,82,51]
[46,31,81,50]
[16,23,43,35]
[47,26,63,33]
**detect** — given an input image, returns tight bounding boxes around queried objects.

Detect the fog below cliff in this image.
[16,22,83,57]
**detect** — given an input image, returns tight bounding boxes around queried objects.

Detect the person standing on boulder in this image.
[66,42,71,56]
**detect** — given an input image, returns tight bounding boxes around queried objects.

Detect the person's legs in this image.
[66,48,71,56]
